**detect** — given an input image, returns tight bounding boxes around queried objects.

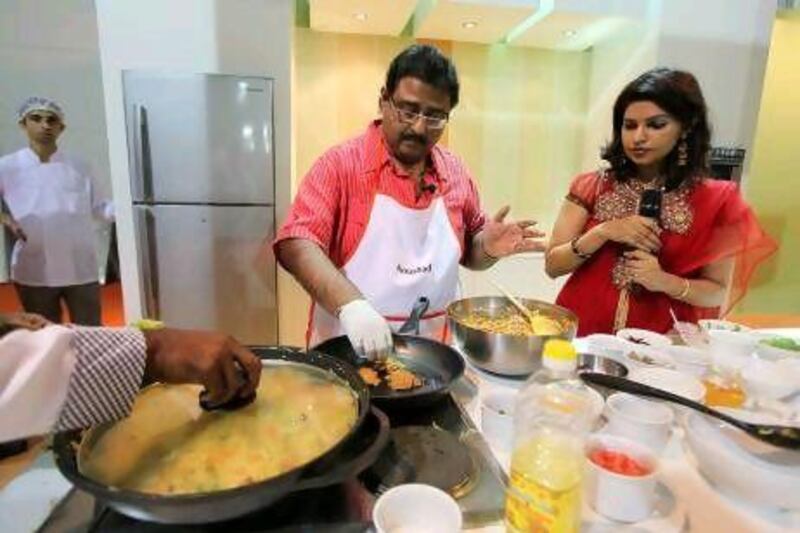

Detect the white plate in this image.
[682,411,800,510]
[625,346,677,370]
[584,333,633,360]
[698,319,751,333]
[628,368,706,403]
[617,328,673,349]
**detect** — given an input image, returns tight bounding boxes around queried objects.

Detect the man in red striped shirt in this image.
[276,45,545,359]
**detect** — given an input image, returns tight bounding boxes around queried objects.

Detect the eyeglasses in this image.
[387,97,449,131]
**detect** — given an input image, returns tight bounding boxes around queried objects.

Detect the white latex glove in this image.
[338,299,393,361]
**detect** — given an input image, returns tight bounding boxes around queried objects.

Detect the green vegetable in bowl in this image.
[762,337,800,352]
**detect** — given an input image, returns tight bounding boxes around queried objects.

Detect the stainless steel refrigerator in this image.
[123,72,277,345]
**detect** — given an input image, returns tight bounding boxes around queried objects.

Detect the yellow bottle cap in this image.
[542,339,577,361]
[131,318,165,331]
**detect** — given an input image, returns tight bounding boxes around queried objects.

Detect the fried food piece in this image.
[382,359,422,390]
[358,367,381,386]
[358,357,424,391]
[386,367,422,391]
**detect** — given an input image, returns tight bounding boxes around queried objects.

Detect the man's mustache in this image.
[400,133,427,146]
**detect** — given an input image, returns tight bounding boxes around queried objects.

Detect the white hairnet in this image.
[17,96,65,122]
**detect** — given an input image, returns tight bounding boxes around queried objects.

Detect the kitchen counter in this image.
[4,334,800,532]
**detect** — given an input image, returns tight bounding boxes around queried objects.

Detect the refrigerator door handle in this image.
[132,104,154,202]
[136,206,160,318]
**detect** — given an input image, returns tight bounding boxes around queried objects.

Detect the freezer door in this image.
[124,72,274,205]
[134,204,277,345]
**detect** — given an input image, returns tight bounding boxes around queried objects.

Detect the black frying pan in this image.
[52,346,390,524]
[313,297,466,409]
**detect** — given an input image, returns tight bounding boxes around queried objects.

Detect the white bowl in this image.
[740,358,799,400]
[707,330,758,375]
[707,329,757,357]
[605,393,674,453]
[585,434,660,523]
[683,412,800,510]
[755,337,800,361]
[628,368,706,403]
[698,319,751,333]
[617,328,673,349]
[665,345,710,378]
[373,484,462,533]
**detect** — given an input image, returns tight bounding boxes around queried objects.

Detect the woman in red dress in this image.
[547,68,776,336]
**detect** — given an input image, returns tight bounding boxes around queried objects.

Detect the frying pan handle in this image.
[293,407,391,492]
[397,297,430,335]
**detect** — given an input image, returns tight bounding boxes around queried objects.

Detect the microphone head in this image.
[638,188,662,219]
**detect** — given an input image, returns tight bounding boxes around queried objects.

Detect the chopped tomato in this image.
[589,448,651,477]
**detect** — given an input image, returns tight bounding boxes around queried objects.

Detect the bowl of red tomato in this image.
[585,434,659,523]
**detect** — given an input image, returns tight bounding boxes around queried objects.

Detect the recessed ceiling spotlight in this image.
[462,20,478,29]
[353,12,368,21]
[562,29,577,37]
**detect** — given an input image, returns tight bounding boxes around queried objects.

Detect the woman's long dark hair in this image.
[601,68,711,192]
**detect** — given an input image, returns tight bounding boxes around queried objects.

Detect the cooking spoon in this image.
[489,279,538,333]
[580,372,800,450]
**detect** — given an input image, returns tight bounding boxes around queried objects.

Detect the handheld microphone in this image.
[626,188,663,294]
[625,189,663,253]
[638,188,663,220]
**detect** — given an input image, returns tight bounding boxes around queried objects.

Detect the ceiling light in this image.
[562,29,577,37]
[353,12,368,21]
[462,20,478,29]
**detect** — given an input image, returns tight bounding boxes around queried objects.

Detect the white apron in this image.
[4,160,98,286]
[308,193,461,346]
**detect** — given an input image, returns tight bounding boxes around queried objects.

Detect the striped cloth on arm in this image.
[53,327,147,432]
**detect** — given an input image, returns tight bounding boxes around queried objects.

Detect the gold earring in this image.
[677,136,688,167]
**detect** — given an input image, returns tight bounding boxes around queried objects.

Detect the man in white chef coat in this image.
[0,97,113,325]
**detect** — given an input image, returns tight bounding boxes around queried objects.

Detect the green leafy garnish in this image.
[762,337,800,352]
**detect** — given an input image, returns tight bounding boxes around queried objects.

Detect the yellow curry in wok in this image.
[79,365,358,495]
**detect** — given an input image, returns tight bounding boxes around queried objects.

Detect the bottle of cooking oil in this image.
[505,339,599,533]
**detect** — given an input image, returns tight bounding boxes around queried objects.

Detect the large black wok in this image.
[53,346,390,524]
[313,298,466,409]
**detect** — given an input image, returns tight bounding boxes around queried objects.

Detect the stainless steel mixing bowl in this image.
[446,296,578,376]
[576,353,629,398]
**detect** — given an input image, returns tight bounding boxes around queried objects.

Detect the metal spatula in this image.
[490,279,537,333]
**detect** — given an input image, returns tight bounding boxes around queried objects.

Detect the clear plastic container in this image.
[505,339,600,533]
